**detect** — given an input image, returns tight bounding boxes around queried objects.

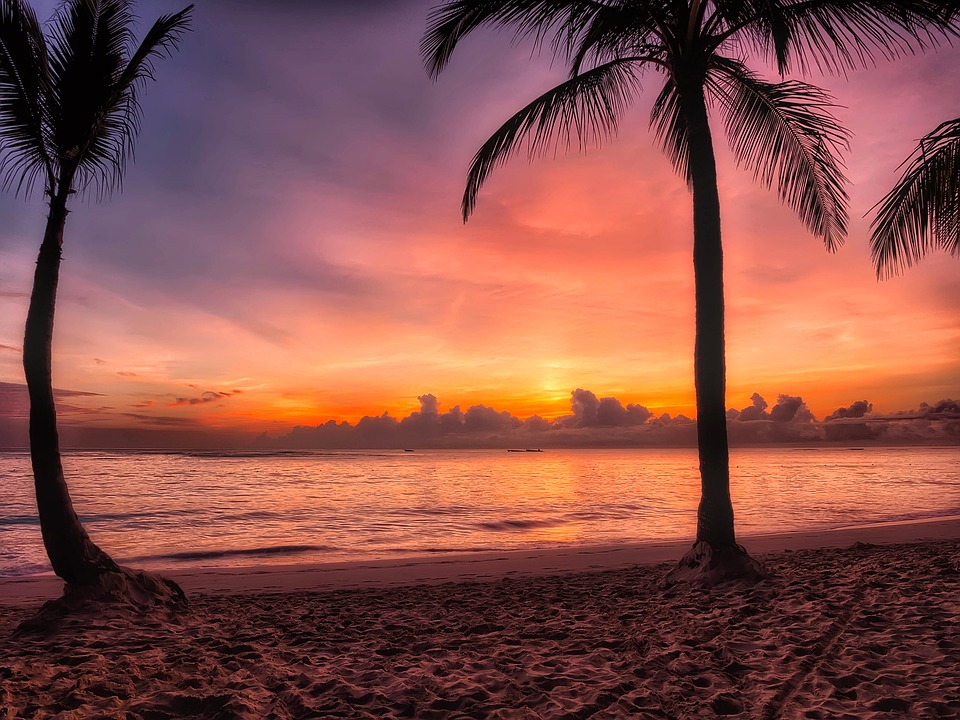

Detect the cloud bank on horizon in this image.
[263,389,959,450]
[0,382,956,448]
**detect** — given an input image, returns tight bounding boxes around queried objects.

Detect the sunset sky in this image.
[0,1,957,447]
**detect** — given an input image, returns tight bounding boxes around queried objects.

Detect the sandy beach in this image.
[2,519,959,718]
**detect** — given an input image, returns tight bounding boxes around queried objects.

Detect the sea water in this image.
[1,447,957,577]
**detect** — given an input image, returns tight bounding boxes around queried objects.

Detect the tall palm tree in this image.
[870,117,960,277]
[0,0,192,587]
[422,1,954,583]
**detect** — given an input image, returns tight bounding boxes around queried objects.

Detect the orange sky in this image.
[0,2,957,445]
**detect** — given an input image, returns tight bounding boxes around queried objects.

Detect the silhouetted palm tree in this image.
[0,0,192,586]
[423,1,954,583]
[870,117,960,277]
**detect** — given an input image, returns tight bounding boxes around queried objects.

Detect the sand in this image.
[1,520,959,718]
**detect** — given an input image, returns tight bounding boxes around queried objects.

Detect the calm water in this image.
[1,447,958,577]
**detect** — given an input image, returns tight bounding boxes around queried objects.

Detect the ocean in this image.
[1,447,958,578]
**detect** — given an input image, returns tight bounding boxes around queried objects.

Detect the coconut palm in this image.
[870,117,960,277]
[0,0,192,587]
[422,1,955,583]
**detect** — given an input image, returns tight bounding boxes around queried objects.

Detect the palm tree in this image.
[870,117,960,277]
[0,0,192,588]
[422,1,955,583]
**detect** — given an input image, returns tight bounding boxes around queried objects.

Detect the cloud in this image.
[121,413,203,427]
[920,399,960,419]
[417,393,439,416]
[768,394,814,423]
[825,400,873,420]
[727,393,814,424]
[732,393,768,421]
[558,389,652,428]
[168,390,241,407]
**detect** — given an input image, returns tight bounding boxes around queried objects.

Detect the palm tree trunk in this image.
[682,88,737,549]
[23,188,119,585]
[662,83,763,586]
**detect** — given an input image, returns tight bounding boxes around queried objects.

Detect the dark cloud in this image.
[417,393,439,415]
[168,390,240,407]
[921,399,960,418]
[463,404,522,433]
[825,400,873,421]
[122,413,203,427]
[769,394,814,423]
[728,393,813,424]
[559,389,652,428]
[734,393,768,421]
[568,388,599,426]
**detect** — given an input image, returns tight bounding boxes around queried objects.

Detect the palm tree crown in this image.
[424,1,953,233]
[1,0,192,200]
[423,0,956,582]
[870,117,960,277]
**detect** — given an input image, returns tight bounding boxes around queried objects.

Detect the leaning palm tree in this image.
[870,117,960,277]
[423,1,954,583]
[0,0,192,591]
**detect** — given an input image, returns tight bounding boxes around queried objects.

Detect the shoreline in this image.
[3,515,958,607]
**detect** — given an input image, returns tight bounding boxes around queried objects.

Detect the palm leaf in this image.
[708,58,849,250]
[0,0,53,195]
[870,118,960,277]
[46,0,191,197]
[648,75,690,184]
[422,0,605,79]
[97,5,193,191]
[47,0,137,192]
[766,1,957,76]
[461,57,641,220]
[568,0,671,76]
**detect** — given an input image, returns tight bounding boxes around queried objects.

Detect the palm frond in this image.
[46,0,191,197]
[47,0,136,193]
[568,0,671,75]
[421,0,605,79]
[870,118,960,278]
[648,75,692,185]
[102,5,192,191]
[708,58,849,250]
[771,1,957,76]
[706,0,794,73]
[462,57,641,219]
[0,0,53,196]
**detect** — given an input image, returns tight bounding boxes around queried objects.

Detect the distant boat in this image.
[507,448,544,453]
[525,449,543,452]
[403,449,415,452]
